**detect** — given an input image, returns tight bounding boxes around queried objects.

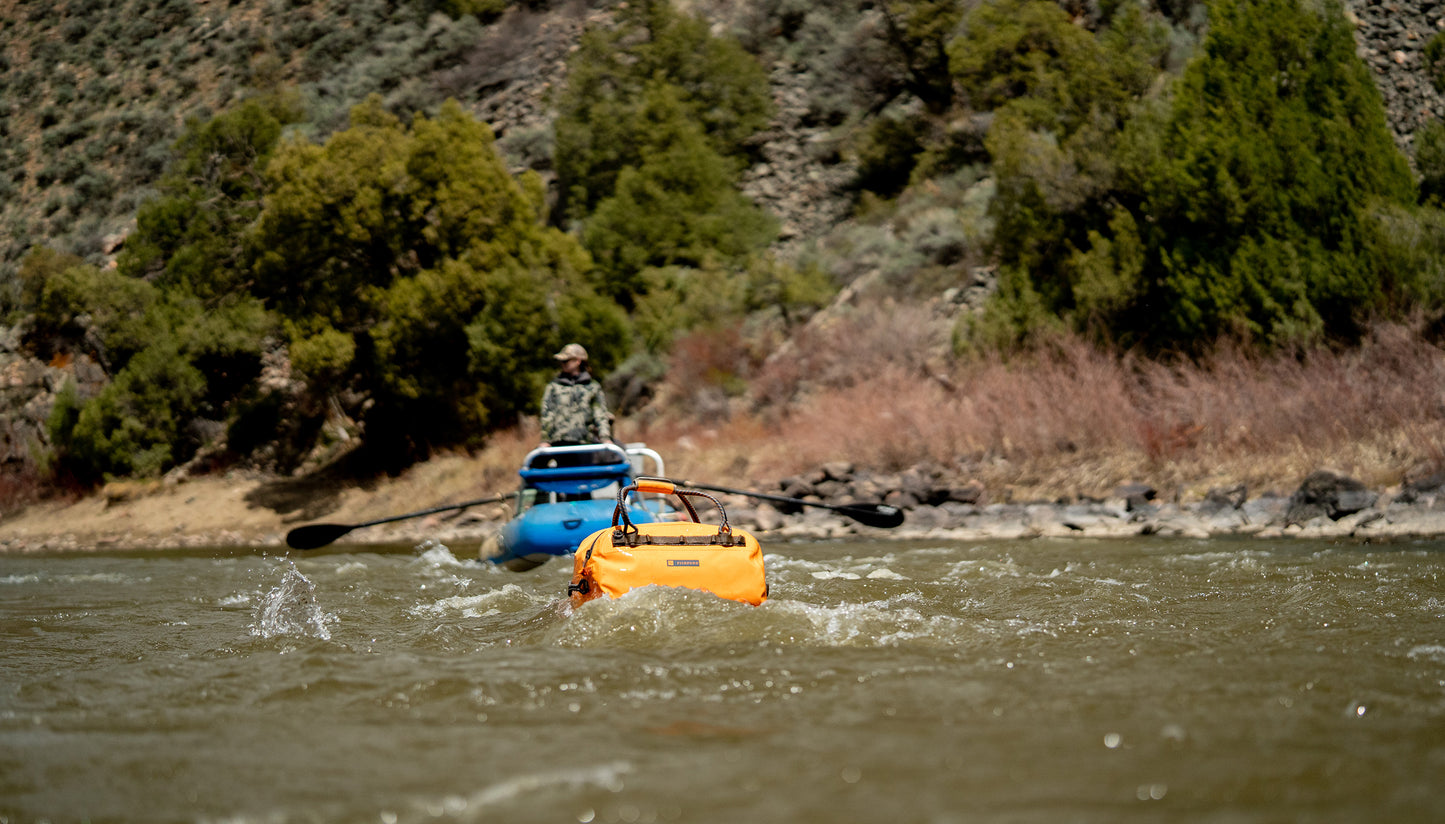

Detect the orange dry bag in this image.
[567,478,767,607]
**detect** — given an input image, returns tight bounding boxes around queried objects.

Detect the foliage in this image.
[25,93,289,482]
[252,96,624,464]
[15,246,84,320]
[630,266,745,355]
[118,93,303,300]
[0,0,540,288]
[432,0,508,21]
[968,0,1418,353]
[1122,0,1416,349]
[1425,30,1445,94]
[62,339,208,481]
[10,0,1445,487]
[740,255,836,329]
[35,261,273,481]
[1355,200,1445,311]
[876,1,966,113]
[629,252,832,358]
[958,264,1062,354]
[21,251,161,371]
[1416,119,1445,208]
[553,2,777,308]
[553,0,773,225]
[952,0,1115,127]
[853,104,932,198]
[579,84,779,304]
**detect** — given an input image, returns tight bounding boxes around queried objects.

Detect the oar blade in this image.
[837,503,905,529]
[285,523,355,550]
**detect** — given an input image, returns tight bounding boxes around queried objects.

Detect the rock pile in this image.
[722,465,1445,543]
[1347,0,1445,155]
[738,62,858,246]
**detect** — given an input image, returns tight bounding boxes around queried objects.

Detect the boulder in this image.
[1286,471,1378,523]
[1396,470,1445,504]
[1114,483,1157,511]
[1201,483,1248,514]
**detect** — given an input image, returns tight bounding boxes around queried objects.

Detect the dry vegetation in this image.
[589,308,1445,504]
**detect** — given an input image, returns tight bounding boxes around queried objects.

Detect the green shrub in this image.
[1417,120,1445,207]
[580,85,778,304]
[956,264,1063,354]
[17,246,82,311]
[741,254,836,330]
[971,0,1415,353]
[120,94,301,298]
[64,339,207,480]
[71,172,114,204]
[1118,0,1416,348]
[854,107,930,198]
[554,0,773,222]
[436,0,507,20]
[252,96,624,460]
[29,259,160,370]
[877,1,967,113]
[1425,30,1445,93]
[46,380,84,461]
[628,259,828,357]
[1357,200,1445,310]
[555,4,776,306]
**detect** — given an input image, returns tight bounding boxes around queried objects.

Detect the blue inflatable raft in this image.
[480,443,674,571]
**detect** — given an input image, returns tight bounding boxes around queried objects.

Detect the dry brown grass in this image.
[166,313,1442,510]
[614,316,1445,503]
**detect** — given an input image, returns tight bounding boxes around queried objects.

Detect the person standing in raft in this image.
[539,343,613,447]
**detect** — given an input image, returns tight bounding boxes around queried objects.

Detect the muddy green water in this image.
[1,537,1442,823]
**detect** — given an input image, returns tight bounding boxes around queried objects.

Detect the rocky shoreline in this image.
[729,465,1445,544]
[6,465,1445,555]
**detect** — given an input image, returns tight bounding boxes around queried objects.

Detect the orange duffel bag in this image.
[568,478,767,607]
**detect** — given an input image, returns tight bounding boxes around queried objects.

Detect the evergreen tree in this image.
[118,94,303,301]
[877,0,966,114]
[580,84,778,303]
[971,0,1417,352]
[1127,0,1415,348]
[553,0,776,307]
[554,0,772,222]
[252,97,625,465]
[956,0,1167,347]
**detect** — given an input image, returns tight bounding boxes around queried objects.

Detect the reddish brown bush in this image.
[631,319,1445,500]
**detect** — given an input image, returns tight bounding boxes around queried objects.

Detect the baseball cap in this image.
[553,343,588,361]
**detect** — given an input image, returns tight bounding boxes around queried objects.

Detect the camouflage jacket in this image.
[539,371,612,444]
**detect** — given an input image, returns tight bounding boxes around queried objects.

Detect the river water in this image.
[2,536,1442,823]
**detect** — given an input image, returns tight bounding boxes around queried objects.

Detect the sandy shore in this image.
[5,458,1445,555]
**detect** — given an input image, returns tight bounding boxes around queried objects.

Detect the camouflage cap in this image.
[553,343,588,361]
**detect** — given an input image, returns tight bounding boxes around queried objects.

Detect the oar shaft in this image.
[681,481,810,509]
[285,492,516,549]
[677,480,901,526]
[354,493,515,529]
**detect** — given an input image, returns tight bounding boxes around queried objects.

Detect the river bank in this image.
[5,447,1445,554]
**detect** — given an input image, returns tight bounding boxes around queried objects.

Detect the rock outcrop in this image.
[1347,0,1445,156]
[0,324,106,476]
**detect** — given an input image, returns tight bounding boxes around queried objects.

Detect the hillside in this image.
[6,0,1445,542]
[2,0,1442,286]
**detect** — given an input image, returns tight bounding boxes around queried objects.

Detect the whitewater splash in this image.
[250,560,334,640]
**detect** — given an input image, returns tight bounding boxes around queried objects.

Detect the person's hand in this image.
[539,442,550,448]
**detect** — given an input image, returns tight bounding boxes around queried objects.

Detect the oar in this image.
[672,479,905,529]
[284,492,517,550]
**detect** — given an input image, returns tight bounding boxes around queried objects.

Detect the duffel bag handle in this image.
[634,478,676,496]
[614,476,731,535]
